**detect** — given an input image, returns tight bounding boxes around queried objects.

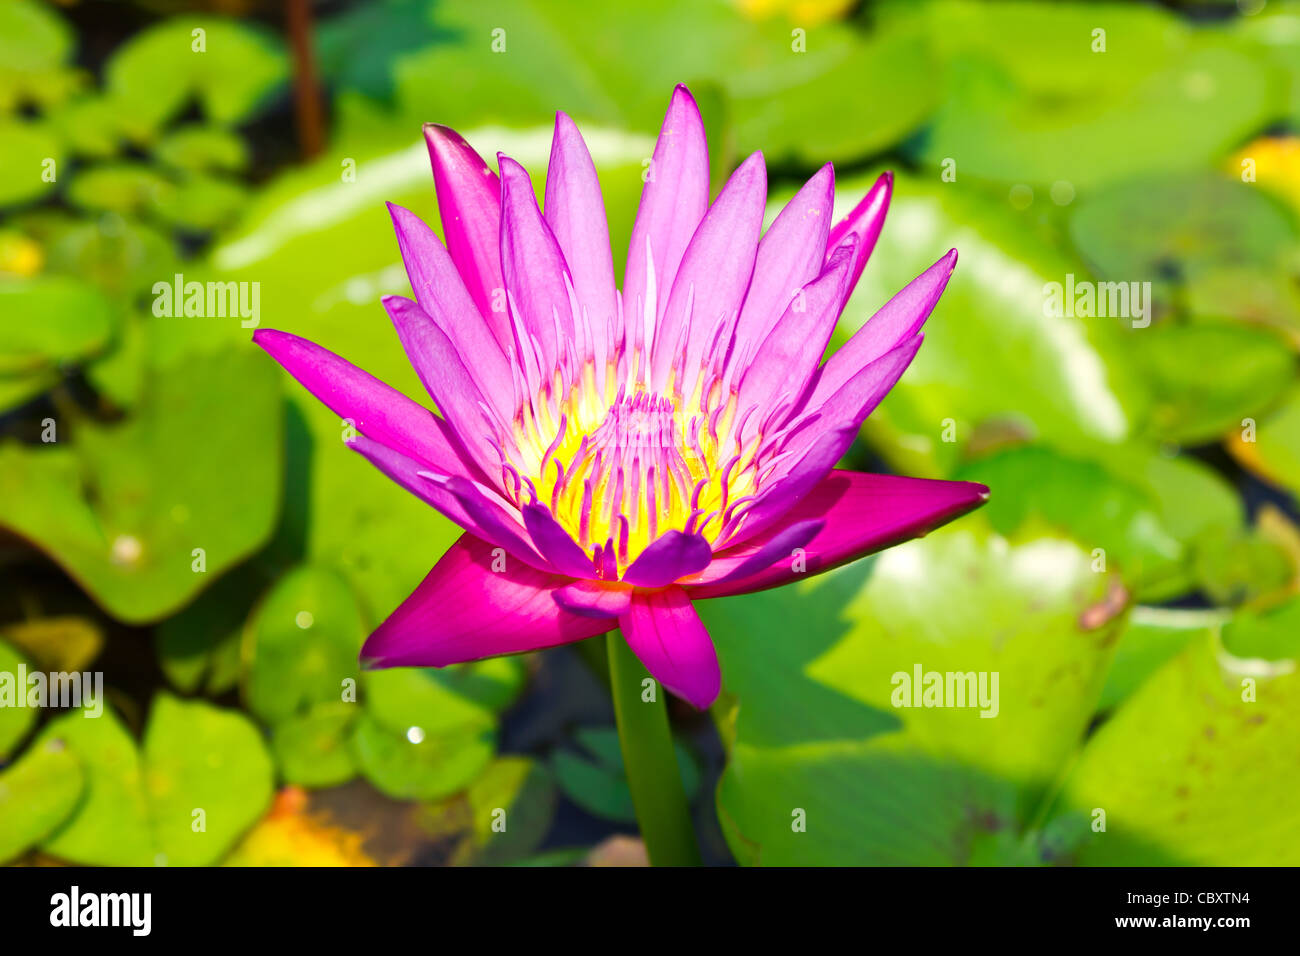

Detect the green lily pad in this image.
[913,5,1282,188]
[701,521,1124,865]
[0,119,62,208]
[37,695,273,866]
[0,275,114,377]
[728,18,938,164]
[44,216,180,300]
[0,737,84,864]
[1054,632,1300,865]
[143,693,274,866]
[1229,383,1300,500]
[46,95,121,158]
[1222,597,1300,661]
[0,0,71,83]
[350,713,494,802]
[0,642,36,759]
[552,726,699,824]
[38,706,155,866]
[1068,173,1300,337]
[390,0,932,165]
[1191,524,1293,607]
[1097,606,1227,713]
[270,702,359,789]
[0,346,282,624]
[104,17,288,136]
[957,445,1183,600]
[1132,321,1294,446]
[836,172,1148,477]
[363,667,499,740]
[66,163,173,217]
[154,124,249,173]
[244,565,364,725]
[150,173,248,233]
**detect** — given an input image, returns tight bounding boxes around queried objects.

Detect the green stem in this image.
[606,630,702,866]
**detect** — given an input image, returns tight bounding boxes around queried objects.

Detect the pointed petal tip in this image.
[422,122,457,142]
[670,82,698,104]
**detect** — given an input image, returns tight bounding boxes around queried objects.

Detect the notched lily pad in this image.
[0,346,282,624]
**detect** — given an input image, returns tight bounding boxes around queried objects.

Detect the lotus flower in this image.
[253,86,988,710]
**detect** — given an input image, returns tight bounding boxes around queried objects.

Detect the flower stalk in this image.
[606,631,703,866]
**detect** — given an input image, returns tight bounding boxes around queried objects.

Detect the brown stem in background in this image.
[286,0,325,160]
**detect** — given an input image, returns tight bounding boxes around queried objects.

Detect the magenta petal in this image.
[733,163,834,357]
[349,434,478,529]
[544,112,619,356]
[652,151,767,396]
[690,472,989,599]
[684,518,823,586]
[827,171,893,300]
[724,423,859,548]
[777,332,923,479]
[521,504,596,578]
[618,588,720,710]
[554,580,632,619]
[436,475,553,572]
[736,238,854,421]
[387,202,512,418]
[361,533,611,669]
[624,85,710,335]
[252,328,475,477]
[620,530,713,588]
[423,124,512,351]
[808,249,956,410]
[500,156,575,375]
[381,295,505,485]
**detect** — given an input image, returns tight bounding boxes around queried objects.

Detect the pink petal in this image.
[750,333,924,509]
[423,124,512,351]
[387,202,512,419]
[252,327,476,478]
[690,472,990,599]
[554,580,632,618]
[732,164,834,359]
[436,475,553,572]
[544,112,619,368]
[735,238,854,424]
[500,155,575,375]
[382,295,506,486]
[798,332,922,432]
[521,503,596,578]
[620,530,713,588]
[683,518,823,586]
[361,533,611,669]
[827,171,893,302]
[723,423,859,549]
[623,85,710,339]
[652,151,766,396]
[807,248,956,411]
[618,587,721,710]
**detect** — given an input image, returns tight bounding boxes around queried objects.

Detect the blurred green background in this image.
[2,0,1299,866]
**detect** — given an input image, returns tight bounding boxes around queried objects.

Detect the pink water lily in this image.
[253,85,988,710]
